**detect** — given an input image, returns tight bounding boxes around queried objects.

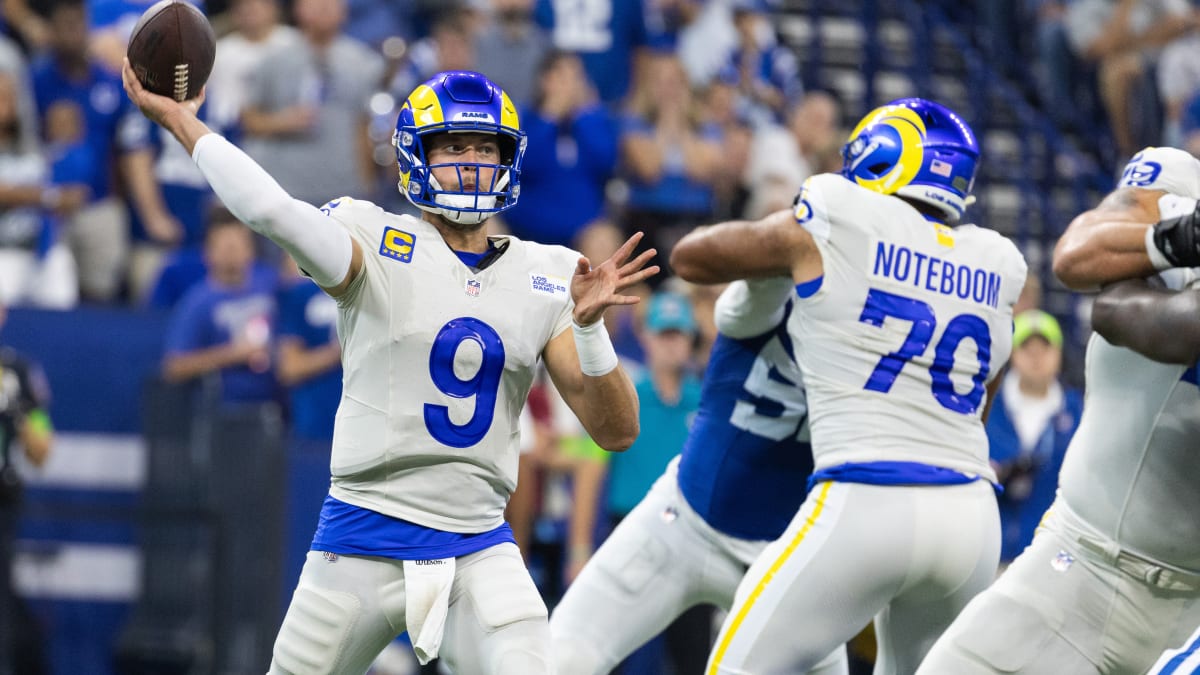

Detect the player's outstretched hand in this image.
[571,231,659,326]
[121,57,205,128]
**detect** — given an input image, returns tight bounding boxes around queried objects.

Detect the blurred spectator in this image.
[1182,92,1200,157]
[33,0,179,303]
[390,9,477,102]
[534,0,651,105]
[242,0,384,206]
[2,0,50,51]
[743,90,840,219]
[987,310,1082,562]
[162,208,279,405]
[0,302,53,674]
[1157,32,1200,147]
[207,0,302,132]
[684,280,722,369]
[0,34,40,154]
[341,0,416,49]
[505,50,617,248]
[602,290,704,674]
[88,0,205,72]
[475,0,548,107]
[1064,0,1197,160]
[701,72,753,219]
[0,71,87,308]
[1013,273,1043,317]
[728,0,800,125]
[619,52,722,275]
[274,256,341,596]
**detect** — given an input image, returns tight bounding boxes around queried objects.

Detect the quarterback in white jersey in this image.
[121,66,657,674]
[919,146,1200,674]
[672,98,1027,673]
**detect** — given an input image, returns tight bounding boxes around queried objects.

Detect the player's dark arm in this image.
[121,58,364,298]
[1090,278,1200,365]
[1052,188,1161,290]
[671,208,821,284]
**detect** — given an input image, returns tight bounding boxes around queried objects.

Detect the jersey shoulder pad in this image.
[793,173,844,242]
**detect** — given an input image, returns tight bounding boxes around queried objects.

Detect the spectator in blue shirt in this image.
[274,256,341,599]
[535,0,651,105]
[504,50,618,248]
[618,52,722,278]
[728,0,801,125]
[33,0,180,302]
[162,207,278,405]
[987,310,1082,563]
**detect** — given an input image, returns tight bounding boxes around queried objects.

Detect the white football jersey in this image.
[790,174,1027,479]
[321,199,578,532]
[1058,268,1200,570]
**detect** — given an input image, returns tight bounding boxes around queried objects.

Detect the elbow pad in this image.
[1152,202,1200,268]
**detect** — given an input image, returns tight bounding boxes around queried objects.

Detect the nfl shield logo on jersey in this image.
[465,278,482,297]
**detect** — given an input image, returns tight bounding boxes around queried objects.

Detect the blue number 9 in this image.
[423,317,506,448]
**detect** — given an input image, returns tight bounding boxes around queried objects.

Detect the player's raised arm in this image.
[1091,276,1200,365]
[1053,147,1200,290]
[120,58,362,296]
[670,208,821,285]
[543,232,659,452]
[713,277,794,339]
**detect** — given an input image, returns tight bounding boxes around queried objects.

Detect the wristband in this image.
[1145,225,1173,271]
[572,318,618,377]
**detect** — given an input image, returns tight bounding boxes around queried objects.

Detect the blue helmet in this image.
[393,71,527,225]
[841,98,979,222]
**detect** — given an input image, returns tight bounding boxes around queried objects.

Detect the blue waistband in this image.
[310,495,516,560]
[807,461,1001,494]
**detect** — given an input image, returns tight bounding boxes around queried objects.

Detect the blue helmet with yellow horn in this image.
[841,98,979,222]
[393,71,527,226]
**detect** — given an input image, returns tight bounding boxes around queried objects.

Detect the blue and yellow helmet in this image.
[393,71,526,225]
[841,98,979,222]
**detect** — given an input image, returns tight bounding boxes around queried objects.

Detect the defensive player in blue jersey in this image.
[550,277,847,675]
[673,99,1027,674]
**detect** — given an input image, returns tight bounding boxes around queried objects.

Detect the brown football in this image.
[126,0,215,102]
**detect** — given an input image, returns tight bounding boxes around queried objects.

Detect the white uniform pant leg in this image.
[919,510,1200,675]
[708,481,999,675]
[550,469,750,675]
[439,542,550,675]
[269,552,407,675]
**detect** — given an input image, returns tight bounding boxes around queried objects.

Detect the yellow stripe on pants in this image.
[707,481,835,674]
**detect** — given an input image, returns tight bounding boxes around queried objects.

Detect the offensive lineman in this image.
[122,65,657,674]
[549,277,846,675]
[671,98,1027,674]
[917,146,1200,674]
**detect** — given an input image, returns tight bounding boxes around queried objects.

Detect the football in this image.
[126,0,215,102]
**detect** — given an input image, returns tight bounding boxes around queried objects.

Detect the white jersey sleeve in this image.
[714,277,795,339]
[787,173,1027,479]
[320,200,581,532]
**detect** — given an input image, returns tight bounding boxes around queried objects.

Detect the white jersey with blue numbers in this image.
[792,173,1027,479]
[676,288,814,542]
[1058,269,1200,571]
[321,198,578,533]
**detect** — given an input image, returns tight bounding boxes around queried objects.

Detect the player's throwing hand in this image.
[570,231,659,326]
[121,57,206,127]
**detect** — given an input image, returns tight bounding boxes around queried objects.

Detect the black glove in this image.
[1152,202,1200,268]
